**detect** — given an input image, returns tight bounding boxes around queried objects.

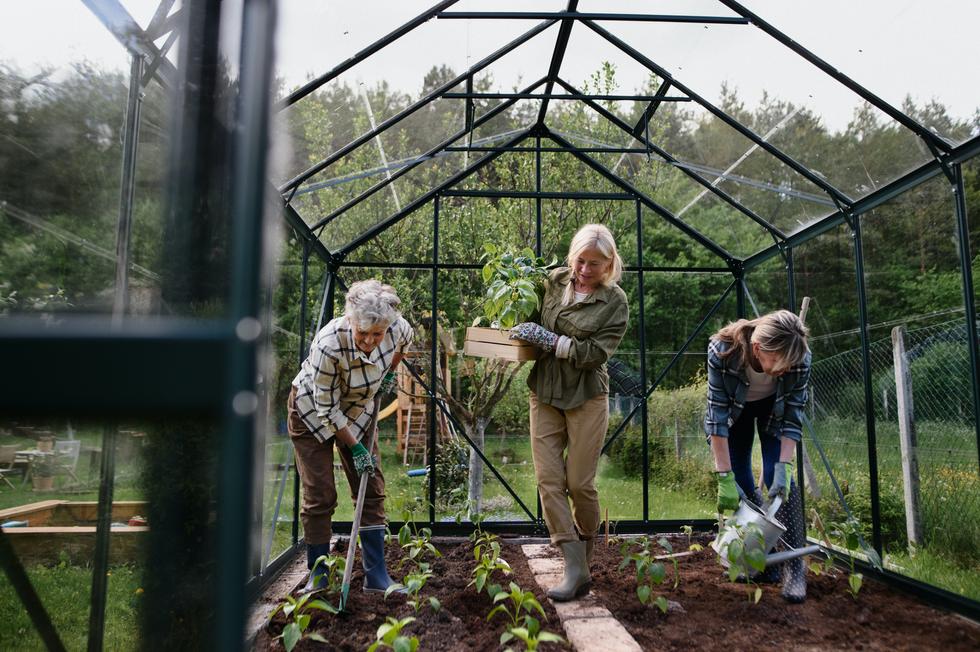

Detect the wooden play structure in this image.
[386,319,458,466]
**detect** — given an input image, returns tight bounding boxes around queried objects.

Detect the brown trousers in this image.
[287,387,387,545]
[529,392,608,546]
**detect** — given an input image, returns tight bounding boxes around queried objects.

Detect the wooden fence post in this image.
[892,324,923,546]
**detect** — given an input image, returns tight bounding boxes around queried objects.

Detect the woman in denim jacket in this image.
[704,309,811,602]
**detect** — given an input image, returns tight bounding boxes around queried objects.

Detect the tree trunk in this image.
[467,416,488,518]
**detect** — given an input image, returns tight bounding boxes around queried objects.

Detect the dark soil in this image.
[589,535,980,652]
[256,535,980,651]
[256,537,564,651]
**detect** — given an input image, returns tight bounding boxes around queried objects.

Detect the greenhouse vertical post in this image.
[429,195,440,524]
[636,200,649,521]
[536,135,542,256]
[849,214,884,555]
[951,164,980,471]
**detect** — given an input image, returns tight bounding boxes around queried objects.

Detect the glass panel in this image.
[739,0,980,146]
[743,253,791,317]
[439,197,535,266]
[860,176,979,598]
[639,204,729,269]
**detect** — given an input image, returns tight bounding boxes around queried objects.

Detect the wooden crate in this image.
[463,327,538,361]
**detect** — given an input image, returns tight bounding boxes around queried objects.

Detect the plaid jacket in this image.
[703,338,811,442]
[292,315,413,443]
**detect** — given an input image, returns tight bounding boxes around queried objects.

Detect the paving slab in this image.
[563,617,643,652]
[522,543,553,558]
[526,556,563,575]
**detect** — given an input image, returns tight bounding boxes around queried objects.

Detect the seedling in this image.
[385,563,439,614]
[269,591,336,652]
[397,524,441,570]
[808,510,838,577]
[304,553,346,598]
[718,519,767,604]
[367,616,419,652]
[486,582,547,628]
[500,616,565,652]
[470,540,512,596]
[829,517,864,598]
[618,536,670,613]
[680,525,703,552]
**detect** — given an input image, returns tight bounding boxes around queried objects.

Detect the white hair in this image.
[344,280,402,330]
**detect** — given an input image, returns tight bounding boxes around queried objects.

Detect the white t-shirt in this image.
[745,364,777,402]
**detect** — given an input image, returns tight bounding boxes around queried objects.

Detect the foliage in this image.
[829,517,865,598]
[305,554,346,599]
[470,540,512,596]
[717,520,767,604]
[500,615,565,652]
[477,244,554,329]
[486,581,547,628]
[433,436,469,511]
[617,536,671,612]
[367,616,419,652]
[269,591,336,652]
[385,563,438,615]
[680,525,704,552]
[396,519,442,571]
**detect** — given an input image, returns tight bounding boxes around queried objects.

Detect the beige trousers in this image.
[529,392,608,545]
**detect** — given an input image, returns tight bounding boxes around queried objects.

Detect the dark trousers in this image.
[728,394,779,500]
[287,387,387,545]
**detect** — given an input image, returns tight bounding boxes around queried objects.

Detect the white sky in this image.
[0,1,977,136]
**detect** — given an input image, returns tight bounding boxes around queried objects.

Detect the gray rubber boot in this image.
[303,542,332,593]
[547,541,591,602]
[775,483,807,603]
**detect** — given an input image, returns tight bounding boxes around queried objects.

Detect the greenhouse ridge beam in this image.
[583,19,855,209]
[553,77,784,240]
[276,0,460,109]
[80,0,177,88]
[440,189,634,200]
[279,16,557,194]
[719,0,952,153]
[437,12,749,25]
[307,76,548,232]
[544,128,732,263]
[535,0,578,126]
[442,92,690,102]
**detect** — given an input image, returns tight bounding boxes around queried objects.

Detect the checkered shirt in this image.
[292,315,413,443]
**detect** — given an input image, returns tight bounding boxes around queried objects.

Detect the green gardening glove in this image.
[768,461,793,501]
[715,471,741,513]
[350,442,375,476]
[379,371,397,394]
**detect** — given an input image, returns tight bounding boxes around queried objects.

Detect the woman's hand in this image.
[715,471,744,513]
[350,442,375,476]
[509,322,559,352]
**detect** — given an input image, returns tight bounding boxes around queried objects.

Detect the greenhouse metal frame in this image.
[0,0,978,649]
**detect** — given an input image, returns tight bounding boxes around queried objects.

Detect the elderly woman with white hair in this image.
[288,279,413,593]
[510,223,629,602]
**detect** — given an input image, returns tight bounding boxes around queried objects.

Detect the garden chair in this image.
[0,444,24,489]
[53,439,82,484]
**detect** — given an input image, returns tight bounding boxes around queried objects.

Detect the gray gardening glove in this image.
[509,322,559,352]
[768,461,793,501]
[350,442,375,476]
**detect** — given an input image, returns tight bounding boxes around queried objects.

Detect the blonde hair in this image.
[714,309,809,374]
[344,279,401,330]
[562,224,624,305]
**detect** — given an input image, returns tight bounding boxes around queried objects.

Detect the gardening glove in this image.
[350,442,375,476]
[715,471,743,513]
[509,322,559,352]
[768,461,793,501]
[379,371,397,394]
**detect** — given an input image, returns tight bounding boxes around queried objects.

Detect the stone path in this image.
[522,543,643,652]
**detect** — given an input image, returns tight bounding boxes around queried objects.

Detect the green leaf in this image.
[648,562,666,585]
[307,633,329,643]
[429,597,441,612]
[637,585,651,604]
[296,614,310,632]
[393,637,413,652]
[658,537,673,554]
[753,587,763,604]
[475,572,486,593]
[500,631,514,644]
[654,595,668,614]
[282,623,300,652]
[849,572,863,596]
[746,549,767,573]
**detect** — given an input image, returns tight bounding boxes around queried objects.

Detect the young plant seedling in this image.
[397,523,441,571]
[500,616,565,652]
[385,563,438,615]
[367,616,420,652]
[486,582,547,628]
[829,517,864,598]
[680,525,704,552]
[718,519,768,604]
[268,591,337,652]
[658,537,681,590]
[304,553,346,598]
[618,536,670,613]
[807,509,838,577]
[470,540,512,597]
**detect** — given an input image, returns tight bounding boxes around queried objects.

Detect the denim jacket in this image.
[703,338,811,442]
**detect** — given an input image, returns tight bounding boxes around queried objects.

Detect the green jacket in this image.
[527,267,629,409]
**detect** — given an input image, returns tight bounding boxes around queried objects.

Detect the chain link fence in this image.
[807,318,980,565]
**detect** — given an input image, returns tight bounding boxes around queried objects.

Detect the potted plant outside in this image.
[463,244,554,361]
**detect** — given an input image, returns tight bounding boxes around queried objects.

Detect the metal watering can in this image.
[711,496,821,577]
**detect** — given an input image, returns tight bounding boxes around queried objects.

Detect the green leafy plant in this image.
[470,540,512,596]
[396,522,441,571]
[718,519,768,604]
[500,615,565,652]
[478,244,554,329]
[304,553,346,597]
[830,517,865,598]
[618,536,669,613]
[680,525,704,552]
[486,582,547,628]
[385,563,439,615]
[268,592,337,652]
[367,616,419,652]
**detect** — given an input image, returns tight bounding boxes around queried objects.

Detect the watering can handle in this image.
[766,495,783,519]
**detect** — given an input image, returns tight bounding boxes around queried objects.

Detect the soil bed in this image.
[589,535,980,651]
[257,537,564,651]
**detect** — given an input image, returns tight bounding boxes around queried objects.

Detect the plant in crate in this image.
[478,244,553,329]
